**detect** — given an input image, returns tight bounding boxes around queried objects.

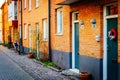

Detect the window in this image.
[19,25,22,38]
[43,19,48,41]
[24,0,26,9]
[36,0,39,8]
[14,1,17,20]
[29,0,32,11]
[106,4,118,16]
[19,1,21,12]
[56,8,63,35]
[24,24,27,39]
[36,23,39,40]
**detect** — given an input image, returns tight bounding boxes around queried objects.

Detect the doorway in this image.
[72,12,80,69]
[103,3,118,80]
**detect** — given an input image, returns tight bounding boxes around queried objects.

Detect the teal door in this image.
[74,22,79,69]
[107,18,118,80]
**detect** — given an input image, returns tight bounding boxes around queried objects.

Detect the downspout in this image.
[48,0,52,61]
[20,0,23,54]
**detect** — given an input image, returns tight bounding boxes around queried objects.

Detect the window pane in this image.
[43,19,48,41]
[106,4,118,16]
[56,9,63,34]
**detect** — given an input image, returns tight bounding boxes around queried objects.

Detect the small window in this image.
[106,4,118,16]
[19,25,22,38]
[56,8,63,35]
[36,0,39,8]
[43,19,48,41]
[19,1,21,12]
[36,23,39,40]
[24,24,27,39]
[24,0,26,9]
[29,0,32,11]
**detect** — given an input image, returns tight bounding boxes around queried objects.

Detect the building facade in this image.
[18,0,49,60]
[51,0,120,80]
[1,1,9,43]
[0,10,3,43]
[1,0,18,44]
[2,0,120,80]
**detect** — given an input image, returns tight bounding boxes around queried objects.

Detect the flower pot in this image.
[28,52,34,58]
[80,72,91,80]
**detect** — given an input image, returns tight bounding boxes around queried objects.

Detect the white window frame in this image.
[29,0,32,11]
[24,0,26,9]
[36,0,39,8]
[24,24,27,39]
[43,19,48,41]
[56,8,63,35]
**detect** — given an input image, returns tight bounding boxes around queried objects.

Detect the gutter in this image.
[48,0,52,61]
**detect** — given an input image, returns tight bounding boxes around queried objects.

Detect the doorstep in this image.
[61,69,79,76]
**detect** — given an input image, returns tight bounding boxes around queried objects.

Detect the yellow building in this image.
[1,0,18,44]
[0,10,3,43]
[1,2,9,43]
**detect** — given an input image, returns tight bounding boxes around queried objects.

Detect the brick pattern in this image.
[1,2,9,43]
[18,0,49,55]
[51,0,103,58]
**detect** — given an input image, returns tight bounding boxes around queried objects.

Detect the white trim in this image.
[105,15,118,19]
[103,5,107,80]
[72,12,79,69]
[103,3,118,80]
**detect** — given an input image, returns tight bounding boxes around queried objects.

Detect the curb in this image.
[33,59,62,72]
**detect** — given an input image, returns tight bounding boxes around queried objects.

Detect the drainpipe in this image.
[48,0,52,61]
[19,0,23,54]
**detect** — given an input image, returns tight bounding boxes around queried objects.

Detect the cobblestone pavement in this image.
[0,45,79,80]
[0,46,34,80]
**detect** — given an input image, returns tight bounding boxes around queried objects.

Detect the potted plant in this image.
[28,52,34,58]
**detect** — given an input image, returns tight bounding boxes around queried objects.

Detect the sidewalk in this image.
[0,45,79,80]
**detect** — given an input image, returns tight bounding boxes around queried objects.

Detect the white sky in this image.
[0,0,5,8]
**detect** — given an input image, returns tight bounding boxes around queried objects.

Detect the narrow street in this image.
[0,46,34,80]
[0,45,79,80]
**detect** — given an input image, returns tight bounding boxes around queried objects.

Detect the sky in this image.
[0,0,5,8]
[0,0,5,14]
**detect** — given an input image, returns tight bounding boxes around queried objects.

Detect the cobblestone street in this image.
[0,45,79,80]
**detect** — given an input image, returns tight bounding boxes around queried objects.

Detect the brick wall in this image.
[50,0,103,59]
[1,2,9,43]
[19,0,49,55]
[51,0,71,52]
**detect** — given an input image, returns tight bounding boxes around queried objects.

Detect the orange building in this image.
[17,0,120,80]
[1,1,9,43]
[0,10,3,43]
[18,0,49,60]
[1,0,18,44]
[51,0,120,80]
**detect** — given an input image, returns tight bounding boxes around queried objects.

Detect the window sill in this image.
[35,6,39,9]
[28,10,32,12]
[42,39,48,42]
[55,33,63,36]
